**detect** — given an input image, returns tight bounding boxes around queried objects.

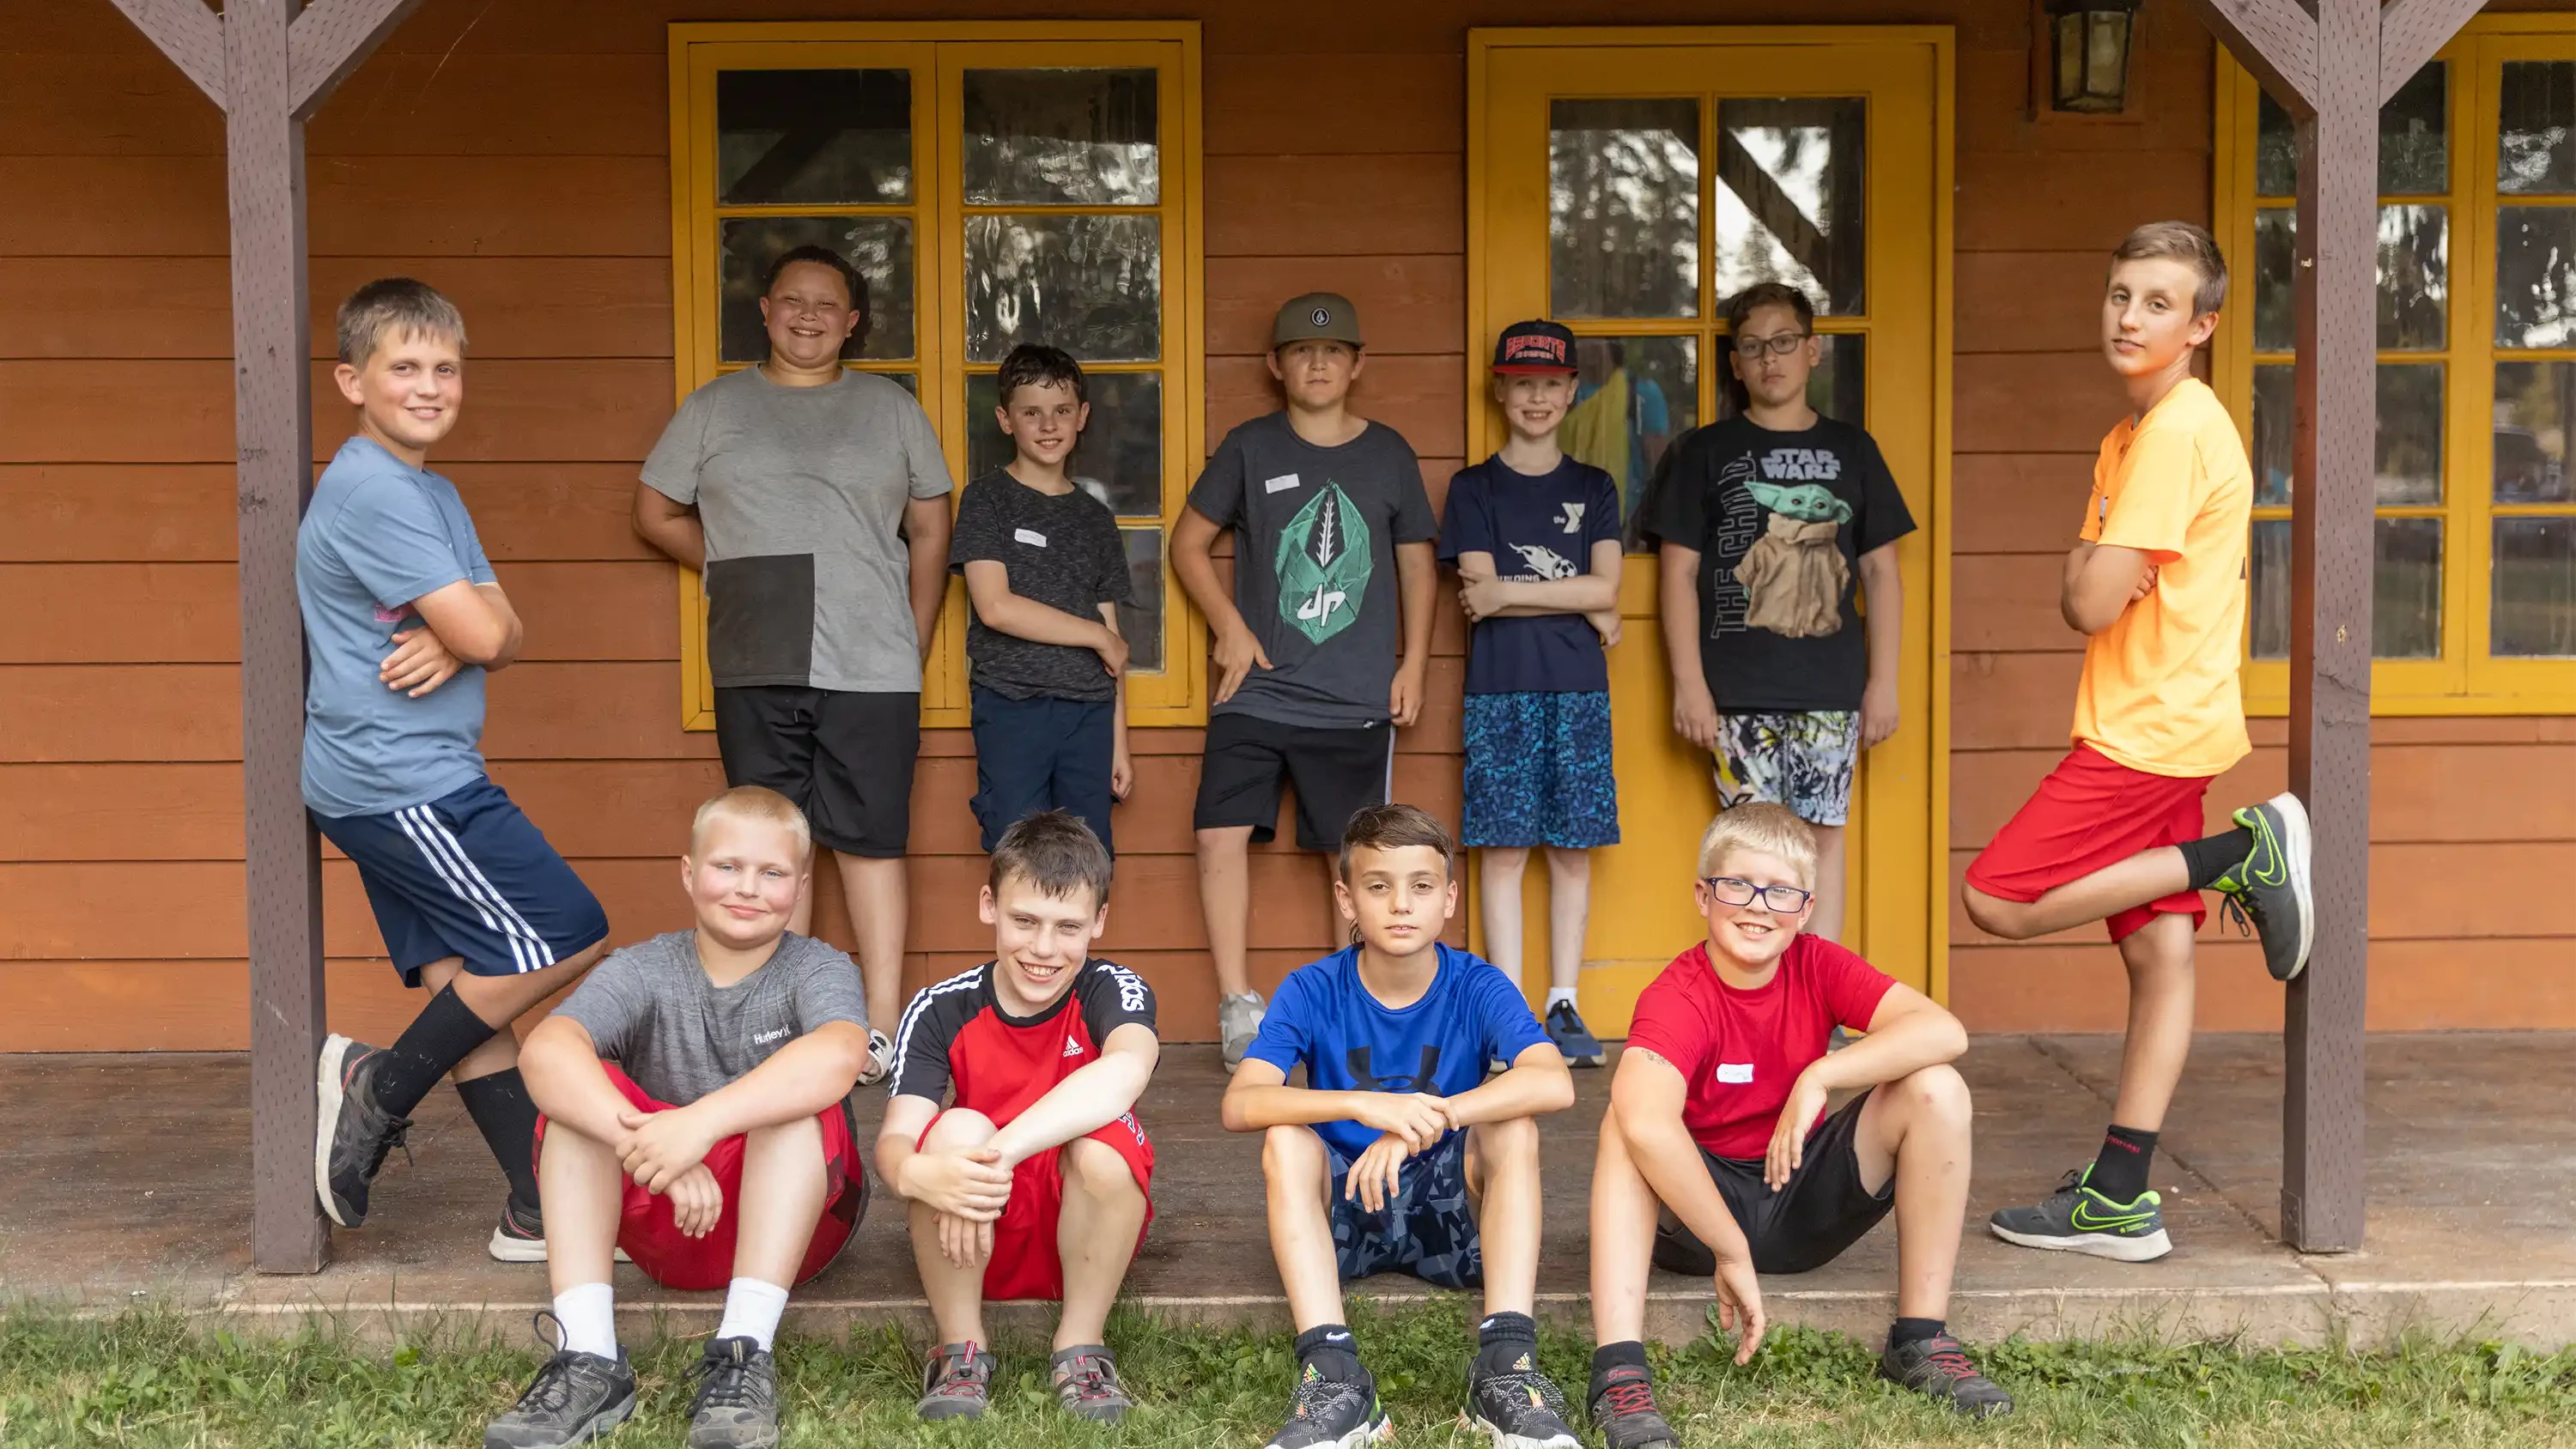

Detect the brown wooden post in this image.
[109,0,427,1275]
[2182,0,2482,1252]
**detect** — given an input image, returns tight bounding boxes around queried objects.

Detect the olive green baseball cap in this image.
[1273,292,1365,350]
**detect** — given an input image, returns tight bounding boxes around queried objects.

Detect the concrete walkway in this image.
[6,1035,2572,1348]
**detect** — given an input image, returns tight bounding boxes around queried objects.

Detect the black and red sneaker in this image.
[1879,1333,2014,1418]
[1586,1364,1677,1449]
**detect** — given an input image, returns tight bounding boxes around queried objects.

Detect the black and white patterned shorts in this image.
[1712,710,1862,827]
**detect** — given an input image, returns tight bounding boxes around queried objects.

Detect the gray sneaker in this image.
[1049,1344,1134,1423]
[686,1337,780,1448]
[917,1341,996,1421]
[1220,991,1267,1069]
[485,1314,636,1449]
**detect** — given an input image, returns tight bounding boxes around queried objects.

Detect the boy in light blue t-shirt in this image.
[1219,805,1578,1449]
[296,279,610,1261]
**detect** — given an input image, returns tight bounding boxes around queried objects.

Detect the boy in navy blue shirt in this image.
[1441,320,1625,1070]
[1221,805,1578,1449]
[298,279,611,1260]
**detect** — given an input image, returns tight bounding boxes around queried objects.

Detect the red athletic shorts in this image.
[919,1109,1155,1301]
[534,1064,866,1291]
[1965,743,2213,943]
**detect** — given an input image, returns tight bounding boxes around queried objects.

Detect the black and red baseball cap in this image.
[1492,318,1578,374]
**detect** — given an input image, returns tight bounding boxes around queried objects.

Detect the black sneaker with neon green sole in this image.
[1988,1167,2172,1262]
[2211,793,2314,982]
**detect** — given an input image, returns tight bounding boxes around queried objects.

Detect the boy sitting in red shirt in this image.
[1584,804,2011,1446]
[877,811,1159,1426]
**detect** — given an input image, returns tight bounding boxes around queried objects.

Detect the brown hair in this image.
[1724,281,1817,336]
[2112,221,2230,318]
[1336,803,1455,882]
[996,343,1088,409]
[1694,803,1819,889]
[336,277,466,367]
[689,785,813,866]
[988,809,1114,908]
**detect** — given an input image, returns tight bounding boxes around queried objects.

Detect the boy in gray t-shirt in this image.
[635,243,956,1080]
[1171,294,1439,1068]
[493,786,872,1449]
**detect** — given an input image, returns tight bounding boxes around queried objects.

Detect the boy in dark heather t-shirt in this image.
[1171,294,1441,1068]
[950,345,1136,855]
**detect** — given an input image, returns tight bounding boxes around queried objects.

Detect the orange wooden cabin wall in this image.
[2,0,2570,1049]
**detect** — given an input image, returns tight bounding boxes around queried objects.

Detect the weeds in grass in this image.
[3,1300,2575,1446]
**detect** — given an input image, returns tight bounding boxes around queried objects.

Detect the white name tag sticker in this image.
[1263,472,1302,494]
[1715,1063,1755,1085]
[1013,527,1048,548]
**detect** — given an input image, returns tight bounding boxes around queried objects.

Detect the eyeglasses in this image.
[1700,876,1814,912]
[1731,332,1811,360]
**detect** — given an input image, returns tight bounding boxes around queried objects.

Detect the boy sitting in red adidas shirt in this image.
[1583,804,2012,1446]
[876,811,1159,1427]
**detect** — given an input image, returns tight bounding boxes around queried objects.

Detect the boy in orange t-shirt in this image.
[1961,221,2313,1264]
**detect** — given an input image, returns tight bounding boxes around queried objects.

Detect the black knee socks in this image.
[2089,1124,2160,1203]
[374,985,499,1118]
[456,1069,544,1212]
[2178,826,2257,892]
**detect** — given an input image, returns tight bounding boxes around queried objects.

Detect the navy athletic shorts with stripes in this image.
[313,777,608,987]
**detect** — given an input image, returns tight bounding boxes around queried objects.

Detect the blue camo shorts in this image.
[1461,690,1620,850]
[1712,710,1862,827]
[1328,1130,1483,1289]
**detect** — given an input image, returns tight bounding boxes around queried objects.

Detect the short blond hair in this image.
[336,276,466,367]
[689,785,812,866]
[2111,221,2229,318]
[1695,803,1819,889]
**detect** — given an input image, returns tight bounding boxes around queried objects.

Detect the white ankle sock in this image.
[1547,985,1580,1009]
[716,1276,790,1351]
[553,1282,617,1360]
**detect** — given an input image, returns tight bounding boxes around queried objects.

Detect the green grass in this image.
[6,1300,2576,1447]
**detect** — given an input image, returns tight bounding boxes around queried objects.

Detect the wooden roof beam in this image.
[2190,0,2322,112]
[289,0,431,118]
[2381,0,2492,104]
[108,0,226,109]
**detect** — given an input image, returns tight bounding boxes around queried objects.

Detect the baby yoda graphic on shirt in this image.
[1714,448,1857,641]
[1278,481,1375,645]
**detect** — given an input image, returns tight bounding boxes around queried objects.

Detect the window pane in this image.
[1119,526,1165,673]
[2381,63,2447,196]
[2377,205,2445,350]
[2256,90,2295,197]
[1712,98,1866,317]
[2494,516,2576,656]
[2500,61,2576,194]
[2254,207,2295,352]
[716,70,912,205]
[2252,362,2292,506]
[1714,333,1867,427]
[2259,205,2445,351]
[964,214,1160,363]
[2376,363,2443,506]
[2494,361,2576,502]
[964,370,1163,518]
[719,215,914,363]
[2375,517,2443,658]
[1558,336,1696,536]
[962,69,1158,206]
[1549,99,1700,318]
[2495,207,2576,348]
[2251,518,2290,658]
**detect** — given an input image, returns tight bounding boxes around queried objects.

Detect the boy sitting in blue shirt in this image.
[298,278,611,1259]
[1221,805,1578,1449]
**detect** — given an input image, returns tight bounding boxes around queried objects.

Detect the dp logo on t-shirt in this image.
[1277,482,1373,645]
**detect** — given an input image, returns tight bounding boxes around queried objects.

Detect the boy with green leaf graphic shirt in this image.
[1174,293,1440,1070]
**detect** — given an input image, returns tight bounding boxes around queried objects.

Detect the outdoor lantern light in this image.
[2046,0,2141,113]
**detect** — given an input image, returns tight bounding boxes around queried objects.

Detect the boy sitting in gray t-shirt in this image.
[489,787,872,1449]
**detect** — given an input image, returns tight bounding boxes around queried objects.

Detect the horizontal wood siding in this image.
[1,0,2567,1049]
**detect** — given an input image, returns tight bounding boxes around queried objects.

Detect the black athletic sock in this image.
[1589,1340,1650,1405]
[455,1069,544,1213]
[1887,1317,1947,1351]
[2178,826,2257,892]
[1472,1311,1539,1376]
[2089,1124,2159,1203]
[374,985,500,1119]
[1293,1324,1364,1385]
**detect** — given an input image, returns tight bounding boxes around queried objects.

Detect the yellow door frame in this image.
[1465,27,1955,1026]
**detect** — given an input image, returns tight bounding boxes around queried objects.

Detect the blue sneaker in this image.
[1543,999,1604,1069]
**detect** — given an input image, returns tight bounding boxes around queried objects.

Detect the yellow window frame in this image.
[665,21,1208,731]
[2214,15,2576,715]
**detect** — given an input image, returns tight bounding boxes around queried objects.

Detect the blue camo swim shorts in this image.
[1328,1130,1483,1288]
[1713,710,1862,827]
[1460,690,1620,850]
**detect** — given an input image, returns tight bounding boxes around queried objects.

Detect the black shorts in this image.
[713,687,919,858]
[1193,712,1394,851]
[1651,1090,1893,1276]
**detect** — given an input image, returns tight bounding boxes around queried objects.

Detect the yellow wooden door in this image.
[1467,28,1954,1028]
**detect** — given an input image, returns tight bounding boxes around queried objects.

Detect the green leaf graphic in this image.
[1275,482,1373,644]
